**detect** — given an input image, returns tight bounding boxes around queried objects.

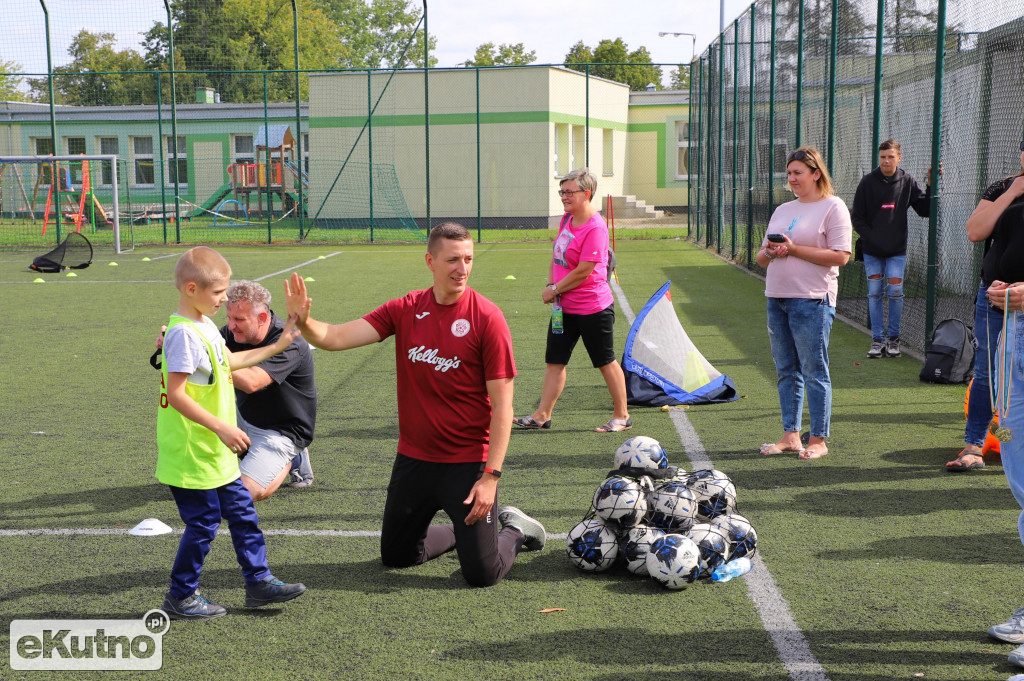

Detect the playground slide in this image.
[198,184,233,215]
[282,161,310,188]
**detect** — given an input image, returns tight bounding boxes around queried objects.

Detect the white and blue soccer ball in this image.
[646,480,698,532]
[710,513,758,560]
[592,476,648,528]
[613,436,669,472]
[685,469,737,521]
[619,524,666,575]
[645,533,703,589]
[566,519,619,572]
[685,522,732,578]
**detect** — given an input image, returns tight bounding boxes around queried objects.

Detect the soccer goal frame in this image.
[0,155,130,254]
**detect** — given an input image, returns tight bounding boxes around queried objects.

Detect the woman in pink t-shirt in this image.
[512,168,631,433]
[755,147,852,460]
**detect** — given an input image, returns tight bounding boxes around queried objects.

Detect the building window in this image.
[571,125,585,172]
[33,138,53,186]
[602,129,613,176]
[675,121,690,180]
[98,137,118,187]
[65,137,86,185]
[233,134,254,165]
[132,136,154,186]
[165,135,187,188]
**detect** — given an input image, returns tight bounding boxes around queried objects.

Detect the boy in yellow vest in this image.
[157,246,306,619]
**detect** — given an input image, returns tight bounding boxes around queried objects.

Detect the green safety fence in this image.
[690,0,1024,354]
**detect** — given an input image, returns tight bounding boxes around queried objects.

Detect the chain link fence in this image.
[1,1,691,250]
[690,0,1024,354]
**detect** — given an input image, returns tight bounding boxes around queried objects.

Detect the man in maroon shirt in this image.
[284,222,545,586]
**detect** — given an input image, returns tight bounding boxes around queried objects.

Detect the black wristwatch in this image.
[483,467,502,478]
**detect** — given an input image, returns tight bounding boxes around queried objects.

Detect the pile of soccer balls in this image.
[566,435,757,589]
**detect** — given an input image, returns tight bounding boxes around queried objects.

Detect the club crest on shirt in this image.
[451,319,471,337]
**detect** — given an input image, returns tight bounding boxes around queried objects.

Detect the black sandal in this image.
[513,415,551,429]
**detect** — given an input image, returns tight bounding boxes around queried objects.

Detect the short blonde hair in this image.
[174,246,231,290]
[560,168,597,202]
[786,146,834,198]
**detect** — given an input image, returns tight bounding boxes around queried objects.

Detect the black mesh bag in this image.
[29,232,93,273]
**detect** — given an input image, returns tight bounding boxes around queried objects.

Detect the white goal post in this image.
[0,154,129,254]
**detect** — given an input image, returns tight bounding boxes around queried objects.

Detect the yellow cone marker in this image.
[505,275,516,280]
[33,278,45,283]
[318,255,326,260]
[304,276,315,282]
[66,272,77,277]
[141,257,151,262]
[108,262,118,267]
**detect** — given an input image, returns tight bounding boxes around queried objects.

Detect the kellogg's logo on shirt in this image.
[407,346,462,372]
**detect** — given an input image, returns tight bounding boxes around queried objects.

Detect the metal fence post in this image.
[475,65,482,242]
[696,55,704,243]
[732,19,740,260]
[368,69,374,242]
[38,0,61,242]
[826,0,838,173]
[264,72,272,243]
[290,0,305,239]
[157,71,167,243]
[718,37,725,254]
[423,0,430,233]
[769,0,777,218]
[162,0,180,242]
[871,0,885,160]
[796,0,804,148]
[747,2,756,268]
[688,60,694,240]
[925,0,948,349]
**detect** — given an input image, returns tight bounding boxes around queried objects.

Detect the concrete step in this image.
[604,195,664,220]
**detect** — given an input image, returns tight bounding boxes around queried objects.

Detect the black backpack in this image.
[919,318,975,384]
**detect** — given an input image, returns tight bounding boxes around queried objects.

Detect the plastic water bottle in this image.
[711,556,752,582]
[551,296,564,335]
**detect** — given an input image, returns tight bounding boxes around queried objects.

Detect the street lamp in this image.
[658,32,697,62]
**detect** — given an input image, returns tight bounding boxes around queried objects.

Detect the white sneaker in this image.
[990,607,1024,643]
[1009,643,1024,668]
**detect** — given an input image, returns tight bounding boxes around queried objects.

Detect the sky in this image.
[6,0,753,86]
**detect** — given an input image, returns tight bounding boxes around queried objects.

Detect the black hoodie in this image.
[851,167,930,257]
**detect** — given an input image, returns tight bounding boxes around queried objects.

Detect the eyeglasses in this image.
[557,189,587,197]
[786,150,818,168]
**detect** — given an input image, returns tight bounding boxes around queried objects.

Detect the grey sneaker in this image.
[867,341,884,359]
[886,338,901,358]
[162,589,227,620]
[287,449,314,487]
[244,576,306,608]
[497,506,546,551]
[989,606,1024,643]
[1010,643,1024,668]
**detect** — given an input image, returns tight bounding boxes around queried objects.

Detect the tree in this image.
[27,31,153,105]
[463,42,537,67]
[669,64,691,90]
[0,60,30,102]
[564,38,663,91]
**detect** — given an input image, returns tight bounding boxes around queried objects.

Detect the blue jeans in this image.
[767,297,836,438]
[997,315,1024,544]
[864,253,906,341]
[965,283,1003,448]
[168,478,270,599]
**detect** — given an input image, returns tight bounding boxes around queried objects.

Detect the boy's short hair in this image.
[879,139,901,154]
[175,246,231,290]
[427,222,472,254]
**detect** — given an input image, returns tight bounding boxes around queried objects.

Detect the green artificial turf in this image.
[1,240,1020,680]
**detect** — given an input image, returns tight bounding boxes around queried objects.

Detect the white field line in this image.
[254,251,342,282]
[3,273,826,680]
[611,277,829,681]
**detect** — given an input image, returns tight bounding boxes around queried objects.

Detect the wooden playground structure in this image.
[224,124,309,220]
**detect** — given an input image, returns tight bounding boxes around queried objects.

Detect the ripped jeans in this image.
[864,253,906,342]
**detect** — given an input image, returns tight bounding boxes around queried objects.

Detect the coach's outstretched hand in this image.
[284,272,313,326]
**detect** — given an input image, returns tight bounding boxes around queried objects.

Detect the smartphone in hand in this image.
[766,234,786,243]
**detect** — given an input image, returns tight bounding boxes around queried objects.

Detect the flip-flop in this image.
[595,417,632,433]
[946,450,985,472]
[799,446,828,460]
[513,415,551,430]
[759,442,804,456]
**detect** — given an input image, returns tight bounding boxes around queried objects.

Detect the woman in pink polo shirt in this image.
[513,168,631,433]
[755,147,852,460]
